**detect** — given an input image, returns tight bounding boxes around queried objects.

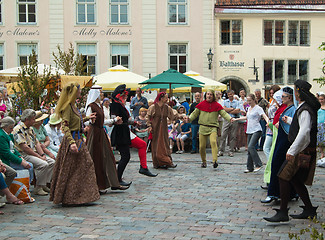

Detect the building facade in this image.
[214,1,325,95]
[0,0,324,95]
[0,0,215,82]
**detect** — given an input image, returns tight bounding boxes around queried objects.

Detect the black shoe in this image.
[139,167,158,177]
[111,185,129,191]
[260,184,269,190]
[264,208,289,222]
[201,163,207,168]
[119,180,132,187]
[191,150,196,154]
[213,162,218,168]
[261,196,277,204]
[290,206,318,219]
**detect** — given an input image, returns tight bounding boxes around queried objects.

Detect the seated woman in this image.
[0,160,24,215]
[44,114,63,157]
[0,117,32,182]
[134,108,149,144]
[32,111,55,160]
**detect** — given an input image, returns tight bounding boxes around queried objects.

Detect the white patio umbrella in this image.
[0,64,65,82]
[94,65,147,91]
[184,71,227,91]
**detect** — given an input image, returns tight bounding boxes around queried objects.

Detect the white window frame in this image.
[288,59,309,84]
[264,59,309,85]
[77,43,97,75]
[17,43,38,66]
[109,0,129,25]
[263,20,285,46]
[76,0,96,25]
[168,0,187,25]
[110,43,130,68]
[168,43,188,73]
[220,20,243,45]
[17,0,36,25]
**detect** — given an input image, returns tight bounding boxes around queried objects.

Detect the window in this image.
[264,59,284,84]
[0,44,3,70]
[264,60,273,84]
[288,21,310,46]
[169,44,187,73]
[220,20,242,45]
[288,60,297,84]
[168,0,187,24]
[274,60,284,84]
[288,60,309,84]
[18,0,36,24]
[0,0,3,24]
[77,0,95,24]
[288,21,298,45]
[78,44,96,75]
[265,59,309,84]
[110,0,128,25]
[110,44,129,68]
[18,44,37,65]
[299,21,310,46]
[263,20,285,45]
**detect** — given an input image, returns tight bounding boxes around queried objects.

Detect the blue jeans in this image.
[191,124,199,151]
[0,173,7,190]
[247,131,263,171]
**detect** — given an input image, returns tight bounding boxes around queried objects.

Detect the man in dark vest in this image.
[264,80,320,222]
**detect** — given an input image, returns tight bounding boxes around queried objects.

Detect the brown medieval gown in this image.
[50,104,100,205]
[86,102,120,190]
[146,103,178,168]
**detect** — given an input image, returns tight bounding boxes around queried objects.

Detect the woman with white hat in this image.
[44,114,64,157]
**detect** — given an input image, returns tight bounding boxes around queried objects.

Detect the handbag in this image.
[297,153,311,169]
[9,170,35,203]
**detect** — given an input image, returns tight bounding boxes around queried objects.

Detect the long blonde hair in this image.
[55,82,80,118]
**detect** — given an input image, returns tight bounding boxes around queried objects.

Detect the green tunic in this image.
[263,123,278,184]
[189,108,231,135]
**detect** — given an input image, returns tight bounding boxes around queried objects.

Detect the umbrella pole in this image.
[169,83,173,97]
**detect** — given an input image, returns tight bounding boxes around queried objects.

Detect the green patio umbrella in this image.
[140,68,204,96]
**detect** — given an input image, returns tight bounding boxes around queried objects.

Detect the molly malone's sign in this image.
[73,27,132,38]
[0,28,40,37]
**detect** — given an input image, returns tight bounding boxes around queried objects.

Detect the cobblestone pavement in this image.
[1,149,325,240]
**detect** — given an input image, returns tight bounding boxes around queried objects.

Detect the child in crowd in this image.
[176,116,191,154]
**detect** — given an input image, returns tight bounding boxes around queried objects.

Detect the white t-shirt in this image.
[246,105,265,134]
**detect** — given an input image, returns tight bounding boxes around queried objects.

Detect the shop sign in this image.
[0,28,40,37]
[220,50,245,71]
[73,27,132,38]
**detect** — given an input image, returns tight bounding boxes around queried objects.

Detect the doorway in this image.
[219,76,250,95]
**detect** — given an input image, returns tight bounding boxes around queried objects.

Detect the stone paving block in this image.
[1,150,324,239]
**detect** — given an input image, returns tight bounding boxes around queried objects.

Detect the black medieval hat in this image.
[294,80,320,112]
[112,84,130,100]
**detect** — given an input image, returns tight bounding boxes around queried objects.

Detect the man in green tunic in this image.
[189,89,234,168]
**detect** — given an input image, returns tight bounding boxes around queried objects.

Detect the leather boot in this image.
[139,166,158,177]
[264,208,289,222]
[290,206,318,219]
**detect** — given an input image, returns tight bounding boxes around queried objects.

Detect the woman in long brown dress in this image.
[50,83,100,205]
[146,92,178,169]
[85,86,128,193]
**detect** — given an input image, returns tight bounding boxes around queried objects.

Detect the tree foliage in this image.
[52,42,87,76]
[11,51,58,117]
[313,42,325,87]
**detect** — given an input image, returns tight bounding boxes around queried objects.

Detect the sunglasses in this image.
[281,95,289,98]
